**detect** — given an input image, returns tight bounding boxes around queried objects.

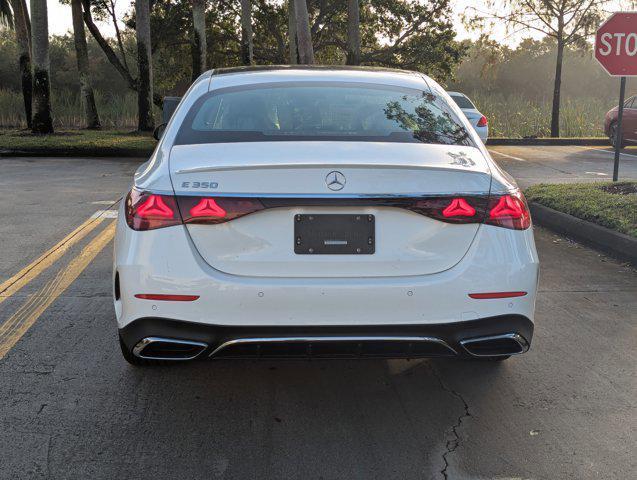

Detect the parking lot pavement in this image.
[488,145,637,188]
[0,156,635,479]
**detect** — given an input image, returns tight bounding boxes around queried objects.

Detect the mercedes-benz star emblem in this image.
[326,171,346,191]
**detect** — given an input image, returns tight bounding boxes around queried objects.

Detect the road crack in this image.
[430,366,471,480]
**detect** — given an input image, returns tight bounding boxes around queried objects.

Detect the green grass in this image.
[0,89,160,129]
[471,93,610,138]
[525,182,637,237]
[0,129,156,156]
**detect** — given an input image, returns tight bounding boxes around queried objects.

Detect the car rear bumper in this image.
[113,206,539,331]
[119,314,534,360]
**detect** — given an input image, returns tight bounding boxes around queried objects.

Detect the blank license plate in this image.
[294,214,375,254]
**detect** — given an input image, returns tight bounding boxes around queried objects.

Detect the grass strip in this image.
[525,182,637,238]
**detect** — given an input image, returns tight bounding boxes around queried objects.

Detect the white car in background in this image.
[448,91,489,142]
[114,66,538,365]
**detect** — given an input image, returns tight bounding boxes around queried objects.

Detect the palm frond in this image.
[0,0,14,28]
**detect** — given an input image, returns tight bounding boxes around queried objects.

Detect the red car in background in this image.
[605,95,637,148]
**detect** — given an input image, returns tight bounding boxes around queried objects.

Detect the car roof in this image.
[211,65,421,77]
[206,65,431,91]
[446,91,467,97]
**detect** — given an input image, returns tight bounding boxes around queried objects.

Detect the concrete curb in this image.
[487,138,610,146]
[529,202,637,266]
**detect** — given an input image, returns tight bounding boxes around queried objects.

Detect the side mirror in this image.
[153,123,167,141]
[162,96,181,124]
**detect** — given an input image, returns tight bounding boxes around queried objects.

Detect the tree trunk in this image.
[136,0,154,131]
[550,39,564,138]
[30,0,53,133]
[287,0,297,64]
[191,0,206,80]
[240,0,253,65]
[346,0,360,65]
[293,0,313,64]
[9,0,32,128]
[71,0,100,129]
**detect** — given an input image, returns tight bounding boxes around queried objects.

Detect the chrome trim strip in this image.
[171,192,491,199]
[174,163,485,174]
[209,335,457,357]
[459,333,529,357]
[133,336,209,361]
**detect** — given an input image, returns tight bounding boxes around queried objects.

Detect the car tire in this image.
[610,122,625,149]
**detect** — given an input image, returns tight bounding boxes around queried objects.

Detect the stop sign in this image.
[595,12,637,76]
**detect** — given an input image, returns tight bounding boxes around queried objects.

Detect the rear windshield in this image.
[449,94,475,109]
[175,82,473,146]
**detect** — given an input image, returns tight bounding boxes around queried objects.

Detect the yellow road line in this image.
[0,216,106,306]
[0,222,116,360]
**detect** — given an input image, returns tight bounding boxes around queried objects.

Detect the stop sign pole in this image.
[594,12,637,181]
[614,77,626,181]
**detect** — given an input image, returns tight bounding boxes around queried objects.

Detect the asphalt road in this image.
[487,144,637,188]
[0,149,635,480]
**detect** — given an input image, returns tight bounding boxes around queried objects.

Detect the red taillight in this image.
[486,192,531,230]
[190,198,227,218]
[177,196,264,225]
[126,190,181,231]
[137,195,174,218]
[442,198,476,218]
[477,115,488,127]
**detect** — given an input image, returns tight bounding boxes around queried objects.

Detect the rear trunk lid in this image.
[169,142,491,278]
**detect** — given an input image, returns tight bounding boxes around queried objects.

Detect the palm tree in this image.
[136,0,154,131]
[71,0,100,128]
[287,0,297,64]
[0,0,13,26]
[293,0,313,64]
[191,0,207,79]
[5,0,32,128]
[30,0,53,133]
[240,0,253,65]
[346,0,360,65]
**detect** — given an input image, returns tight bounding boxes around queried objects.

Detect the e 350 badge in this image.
[181,181,218,189]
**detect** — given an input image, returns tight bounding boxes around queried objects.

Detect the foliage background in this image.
[1,1,636,136]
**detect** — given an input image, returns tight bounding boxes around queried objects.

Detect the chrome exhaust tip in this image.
[133,337,208,361]
[460,333,529,357]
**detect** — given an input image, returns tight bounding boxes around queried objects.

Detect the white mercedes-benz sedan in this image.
[114,66,539,365]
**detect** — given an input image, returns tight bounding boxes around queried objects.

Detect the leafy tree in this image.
[71,0,101,128]
[30,0,53,133]
[240,0,253,64]
[191,0,207,79]
[294,0,313,63]
[136,0,155,130]
[467,0,606,137]
[6,0,32,127]
[346,0,360,65]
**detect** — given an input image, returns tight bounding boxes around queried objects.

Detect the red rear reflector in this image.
[442,198,476,218]
[477,115,488,127]
[135,294,200,301]
[469,292,527,299]
[190,198,227,218]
